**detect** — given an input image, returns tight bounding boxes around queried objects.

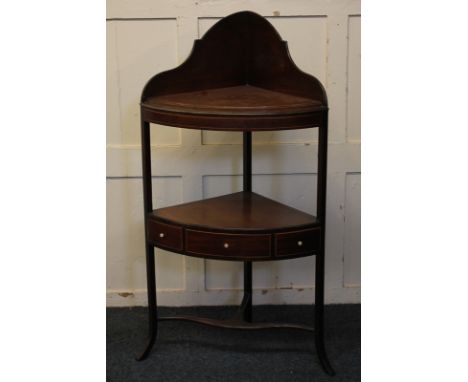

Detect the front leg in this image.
[136,243,158,361]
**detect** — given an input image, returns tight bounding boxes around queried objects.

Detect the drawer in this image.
[185,230,271,259]
[147,220,183,251]
[275,228,321,257]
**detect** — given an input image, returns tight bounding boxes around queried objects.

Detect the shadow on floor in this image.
[107,305,360,382]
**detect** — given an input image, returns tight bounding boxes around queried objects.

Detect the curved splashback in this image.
[141,11,327,106]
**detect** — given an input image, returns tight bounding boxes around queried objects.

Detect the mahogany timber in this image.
[149,191,318,234]
[140,11,327,131]
[138,11,336,375]
[185,230,271,260]
[146,192,320,261]
[275,228,321,258]
[141,106,324,131]
[144,85,324,116]
[146,220,183,251]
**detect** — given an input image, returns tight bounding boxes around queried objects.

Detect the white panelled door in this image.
[106,0,361,307]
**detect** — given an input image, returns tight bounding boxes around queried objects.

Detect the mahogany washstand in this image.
[137,11,335,376]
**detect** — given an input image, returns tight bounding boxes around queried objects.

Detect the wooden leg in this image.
[229,260,253,322]
[242,261,253,322]
[242,131,253,323]
[314,250,335,375]
[136,243,158,361]
[137,118,157,361]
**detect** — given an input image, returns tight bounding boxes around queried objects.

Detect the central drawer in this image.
[185,230,271,259]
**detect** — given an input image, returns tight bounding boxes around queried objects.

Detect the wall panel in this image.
[106,0,361,306]
[347,16,361,142]
[202,173,317,213]
[113,19,178,145]
[106,22,121,145]
[106,177,185,297]
[343,173,361,287]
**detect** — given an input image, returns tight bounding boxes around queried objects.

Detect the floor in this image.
[107,305,360,382]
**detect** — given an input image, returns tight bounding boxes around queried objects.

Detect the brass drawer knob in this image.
[223,243,229,248]
[159,233,165,238]
[297,240,303,246]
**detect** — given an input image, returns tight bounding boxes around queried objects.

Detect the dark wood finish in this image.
[275,228,321,257]
[140,11,327,131]
[185,230,271,260]
[141,12,326,104]
[243,132,252,192]
[141,106,324,131]
[158,315,314,332]
[150,191,317,234]
[147,220,183,251]
[314,113,335,375]
[137,11,335,375]
[146,191,320,261]
[242,131,253,322]
[144,85,324,115]
[136,119,158,361]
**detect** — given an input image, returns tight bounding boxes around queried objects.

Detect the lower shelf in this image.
[146,191,322,261]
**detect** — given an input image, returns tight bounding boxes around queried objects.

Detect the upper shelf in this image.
[140,11,328,131]
[144,85,324,116]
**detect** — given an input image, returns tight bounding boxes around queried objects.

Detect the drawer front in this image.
[147,220,183,251]
[275,228,321,257]
[185,230,271,259]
